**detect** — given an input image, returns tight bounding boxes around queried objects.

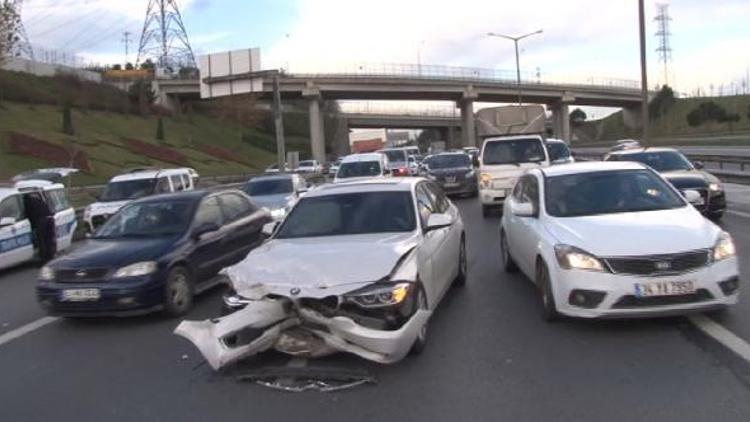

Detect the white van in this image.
[0,181,77,271]
[334,153,390,183]
[83,168,199,232]
[478,134,549,217]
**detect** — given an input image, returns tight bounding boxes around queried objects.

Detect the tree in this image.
[649,85,677,121]
[61,100,75,135]
[570,108,587,126]
[128,79,156,115]
[112,64,122,71]
[156,117,165,141]
[125,62,135,70]
[140,59,156,70]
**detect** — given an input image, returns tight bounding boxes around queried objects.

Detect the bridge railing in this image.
[339,101,460,117]
[286,62,641,91]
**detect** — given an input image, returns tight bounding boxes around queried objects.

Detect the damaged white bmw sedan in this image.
[175,178,467,370]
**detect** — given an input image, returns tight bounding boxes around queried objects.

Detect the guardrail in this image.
[571,151,750,185]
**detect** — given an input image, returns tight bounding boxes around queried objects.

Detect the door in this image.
[189,196,227,280]
[0,195,34,270]
[217,192,264,265]
[505,178,529,275]
[511,175,543,277]
[425,182,461,283]
[414,183,451,307]
[44,189,77,251]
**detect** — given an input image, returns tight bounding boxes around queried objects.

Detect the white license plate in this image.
[61,289,101,302]
[634,281,695,297]
[444,182,460,188]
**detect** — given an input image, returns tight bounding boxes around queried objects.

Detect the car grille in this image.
[612,289,714,308]
[56,268,111,283]
[604,250,711,276]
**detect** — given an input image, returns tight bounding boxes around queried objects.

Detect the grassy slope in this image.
[0,101,278,183]
[575,95,750,145]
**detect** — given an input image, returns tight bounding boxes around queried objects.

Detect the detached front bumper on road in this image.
[175,298,431,370]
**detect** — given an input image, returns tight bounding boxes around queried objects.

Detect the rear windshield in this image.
[482,138,546,165]
[547,142,571,161]
[337,161,382,178]
[381,150,407,163]
[608,151,693,172]
[426,154,472,169]
[245,179,294,196]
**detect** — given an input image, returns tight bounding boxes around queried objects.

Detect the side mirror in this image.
[473,157,480,167]
[384,169,392,176]
[425,213,453,232]
[297,187,309,195]
[0,217,16,228]
[510,200,536,218]
[262,221,279,237]
[192,223,220,240]
[683,189,704,205]
[693,161,704,170]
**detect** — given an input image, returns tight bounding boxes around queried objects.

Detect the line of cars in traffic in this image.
[0,134,738,370]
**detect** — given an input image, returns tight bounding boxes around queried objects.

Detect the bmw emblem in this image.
[290,287,301,296]
[655,261,671,271]
[76,270,87,277]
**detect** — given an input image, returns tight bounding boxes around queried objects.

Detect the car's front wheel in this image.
[164,266,194,317]
[536,260,559,322]
[409,286,429,355]
[500,230,518,273]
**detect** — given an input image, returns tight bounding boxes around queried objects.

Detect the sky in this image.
[19,0,750,115]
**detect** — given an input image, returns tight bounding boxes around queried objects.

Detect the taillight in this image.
[394,168,409,176]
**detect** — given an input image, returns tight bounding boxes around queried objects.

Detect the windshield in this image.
[299,161,314,167]
[547,143,571,161]
[482,138,546,165]
[611,151,693,172]
[276,192,416,238]
[245,179,293,196]
[95,200,193,238]
[337,161,382,178]
[426,154,471,169]
[545,170,686,217]
[380,150,407,163]
[100,179,157,202]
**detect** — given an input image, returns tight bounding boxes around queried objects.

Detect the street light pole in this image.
[638,0,649,146]
[488,30,543,106]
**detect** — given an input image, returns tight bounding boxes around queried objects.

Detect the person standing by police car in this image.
[23,193,57,262]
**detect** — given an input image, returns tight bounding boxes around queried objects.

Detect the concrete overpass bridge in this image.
[154,63,644,163]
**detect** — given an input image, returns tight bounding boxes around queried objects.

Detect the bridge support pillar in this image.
[304,86,326,164]
[622,105,643,132]
[459,88,478,148]
[550,102,571,142]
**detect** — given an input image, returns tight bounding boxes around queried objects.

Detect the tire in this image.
[500,230,518,273]
[454,235,467,287]
[409,287,429,355]
[537,261,559,322]
[163,266,194,317]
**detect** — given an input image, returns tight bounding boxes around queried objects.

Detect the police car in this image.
[83,168,199,232]
[0,180,77,271]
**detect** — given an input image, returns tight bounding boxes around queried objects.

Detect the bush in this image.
[6,132,91,171]
[123,138,187,165]
[156,117,165,141]
[62,102,74,135]
[685,101,730,127]
[649,85,676,121]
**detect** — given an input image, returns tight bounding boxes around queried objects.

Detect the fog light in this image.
[568,289,607,309]
[117,297,136,306]
[718,277,740,296]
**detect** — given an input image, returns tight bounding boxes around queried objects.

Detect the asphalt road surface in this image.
[2,194,750,421]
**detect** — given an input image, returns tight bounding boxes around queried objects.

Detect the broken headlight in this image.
[344,282,413,309]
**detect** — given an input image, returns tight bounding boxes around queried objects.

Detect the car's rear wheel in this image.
[409,287,429,355]
[500,230,518,273]
[164,266,193,317]
[454,235,467,287]
[537,261,559,322]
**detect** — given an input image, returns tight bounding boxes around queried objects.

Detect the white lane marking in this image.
[726,210,750,219]
[689,314,750,363]
[0,317,60,347]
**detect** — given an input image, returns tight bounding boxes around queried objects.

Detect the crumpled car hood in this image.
[224,232,420,299]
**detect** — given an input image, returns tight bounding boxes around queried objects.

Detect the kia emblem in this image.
[655,261,671,271]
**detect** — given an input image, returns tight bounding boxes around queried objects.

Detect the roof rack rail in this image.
[124,167,161,174]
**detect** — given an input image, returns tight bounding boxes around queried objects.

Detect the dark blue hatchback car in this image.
[37,189,271,317]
